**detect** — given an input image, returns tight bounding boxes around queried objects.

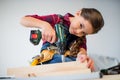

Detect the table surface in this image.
[95,75,120,80]
[1,74,120,80]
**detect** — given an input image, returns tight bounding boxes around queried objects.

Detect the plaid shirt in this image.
[26,13,87,50]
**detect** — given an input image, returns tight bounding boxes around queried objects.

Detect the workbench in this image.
[1,74,120,80]
[5,61,120,80]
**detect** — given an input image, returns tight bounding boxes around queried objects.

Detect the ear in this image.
[75,10,81,16]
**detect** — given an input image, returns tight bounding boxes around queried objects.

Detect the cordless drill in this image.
[30,23,66,62]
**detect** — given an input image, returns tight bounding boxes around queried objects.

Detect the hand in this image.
[76,54,95,71]
[41,23,56,43]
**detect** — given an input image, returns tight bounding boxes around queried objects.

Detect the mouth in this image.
[69,28,76,35]
[72,30,76,34]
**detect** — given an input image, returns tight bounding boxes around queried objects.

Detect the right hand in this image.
[41,23,56,43]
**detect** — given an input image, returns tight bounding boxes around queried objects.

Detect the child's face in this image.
[69,11,93,37]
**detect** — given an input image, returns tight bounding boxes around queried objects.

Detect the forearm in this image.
[20,16,51,29]
[20,16,56,43]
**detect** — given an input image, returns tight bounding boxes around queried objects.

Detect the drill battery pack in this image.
[30,30,41,45]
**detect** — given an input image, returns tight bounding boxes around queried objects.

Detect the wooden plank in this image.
[7,61,91,78]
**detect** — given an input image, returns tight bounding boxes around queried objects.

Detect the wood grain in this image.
[7,61,91,78]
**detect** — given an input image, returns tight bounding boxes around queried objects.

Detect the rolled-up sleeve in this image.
[25,14,60,28]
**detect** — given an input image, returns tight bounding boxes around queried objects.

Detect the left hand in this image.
[76,54,95,71]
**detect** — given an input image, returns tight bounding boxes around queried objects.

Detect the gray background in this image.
[0,0,120,75]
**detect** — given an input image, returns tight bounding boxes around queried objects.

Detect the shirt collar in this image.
[64,13,74,21]
[63,13,74,27]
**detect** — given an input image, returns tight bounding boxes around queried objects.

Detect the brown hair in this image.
[69,37,85,57]
[81,8,104,34]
